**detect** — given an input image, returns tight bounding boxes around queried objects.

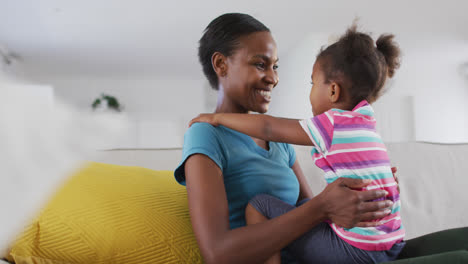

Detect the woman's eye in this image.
[310,81,314,85]
[255,63,265,69]
[273,65,279,70]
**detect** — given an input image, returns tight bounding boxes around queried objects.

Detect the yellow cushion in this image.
[6,162,202,264]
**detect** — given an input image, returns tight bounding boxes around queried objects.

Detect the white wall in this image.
[28,74,208,148]
[24,32,468,146]
[269,33,328,119]
[405,38,468,143]
[270,32,468,143]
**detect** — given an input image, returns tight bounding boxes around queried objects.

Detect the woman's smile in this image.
[256,89,272,102]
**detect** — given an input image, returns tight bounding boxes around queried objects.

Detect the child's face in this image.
[309,62,332,116]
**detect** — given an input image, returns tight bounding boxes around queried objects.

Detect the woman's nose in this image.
[264,68,279,87]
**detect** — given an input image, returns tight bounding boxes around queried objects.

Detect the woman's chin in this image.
[255,104,269,114]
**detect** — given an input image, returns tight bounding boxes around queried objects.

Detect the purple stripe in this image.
[376,224,395,233]
[313,117,331,150]
[369,194,400,203]
[335,123,375,129]
[387,194,400,202]
[332,159,391,169]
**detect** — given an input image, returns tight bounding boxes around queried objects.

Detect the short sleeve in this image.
[174,123,226,185]
[286,143,296,167]
[299,110,335,154]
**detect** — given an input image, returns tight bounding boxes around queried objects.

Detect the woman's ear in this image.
[328,82,341,103]
[212,52,228,78]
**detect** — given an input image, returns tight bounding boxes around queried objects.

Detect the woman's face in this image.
[220,31,279,114]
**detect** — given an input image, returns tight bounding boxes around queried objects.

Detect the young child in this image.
[190,24,405,264]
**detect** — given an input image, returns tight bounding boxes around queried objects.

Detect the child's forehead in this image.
[311,62,322,78]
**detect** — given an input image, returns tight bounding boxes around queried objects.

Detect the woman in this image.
[174,13,394,264]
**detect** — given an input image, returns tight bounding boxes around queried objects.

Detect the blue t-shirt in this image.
[175,123,300,229]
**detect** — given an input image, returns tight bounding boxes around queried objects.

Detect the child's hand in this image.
[189,113,219,127]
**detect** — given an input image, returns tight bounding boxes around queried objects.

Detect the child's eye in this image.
[310,81,314,85]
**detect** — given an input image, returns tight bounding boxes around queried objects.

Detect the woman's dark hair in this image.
[198,13,270,89]
[317,23,401,105]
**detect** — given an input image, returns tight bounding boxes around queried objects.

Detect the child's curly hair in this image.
[317,23,401,105]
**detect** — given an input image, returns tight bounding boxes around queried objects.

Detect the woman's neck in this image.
[214,89,249,114]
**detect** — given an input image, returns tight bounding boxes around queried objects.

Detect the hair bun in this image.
[376,34,401,78]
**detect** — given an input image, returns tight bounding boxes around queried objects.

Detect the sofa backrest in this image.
[97,142,468,239]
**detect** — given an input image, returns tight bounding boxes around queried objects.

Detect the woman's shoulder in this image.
[186,123,242,140]
[185,122,226,140]
[183,123,230,151]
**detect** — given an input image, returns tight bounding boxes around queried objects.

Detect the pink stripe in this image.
[326,150,390,164]
[329,142,387,152]
[331,225,405,250]
[368,177,398,186]
[331,226,405,250]
[380,219,402,231]
[375,212,401,223]
[317,112,334,135]
[353,100,369,110]
[368,185,399,197]
[312,152,322,160]
[334,111,376,121]
[334,224,405,241]
[315,157,331,168]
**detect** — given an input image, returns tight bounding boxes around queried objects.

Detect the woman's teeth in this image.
[257,90,271,99]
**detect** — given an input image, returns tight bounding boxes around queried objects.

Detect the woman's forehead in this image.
[236,32,278,60]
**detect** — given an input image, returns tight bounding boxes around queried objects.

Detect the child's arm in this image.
[189,113,314,146]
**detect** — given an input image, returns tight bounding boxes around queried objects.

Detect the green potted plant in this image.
[91,94,123,112]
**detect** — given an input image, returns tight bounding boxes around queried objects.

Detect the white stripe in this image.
[334,130,379,138]
[307,119,327,152]
[331,223,405,244]
[324,171,338,179]
[299,120,313,142]
[354,227,387,236]
[324,166,392,180]
[327,147,387,156]
[333,113,355,118]
[334,166,392,177]
[334,112,376,121]
[380,216,401,224]
[357,105,373,113]
[325,111,334,125]
[366,182,397,190]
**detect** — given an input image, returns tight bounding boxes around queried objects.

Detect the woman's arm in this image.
[185,154,393,264]
[190,113,313,146]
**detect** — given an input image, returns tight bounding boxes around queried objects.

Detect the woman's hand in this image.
[189,113,219,127]
[391,167,400,193]
[317,178,393,229]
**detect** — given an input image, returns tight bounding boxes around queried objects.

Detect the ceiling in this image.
[1,0,467,79]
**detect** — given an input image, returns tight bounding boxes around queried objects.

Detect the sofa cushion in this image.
[397,227,468,259]
[6,162,202,264]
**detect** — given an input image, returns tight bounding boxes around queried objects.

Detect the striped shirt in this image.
[299,100,405,251]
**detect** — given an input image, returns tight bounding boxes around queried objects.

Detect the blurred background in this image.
[1,0,468,148]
